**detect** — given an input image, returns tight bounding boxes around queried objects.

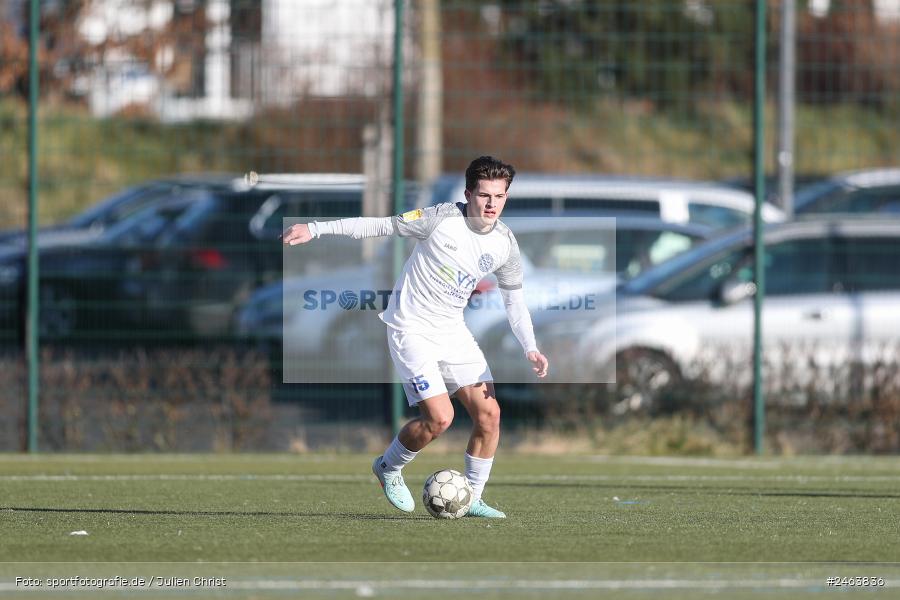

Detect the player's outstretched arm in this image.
[281,204,454,247]
[281,216,396,246]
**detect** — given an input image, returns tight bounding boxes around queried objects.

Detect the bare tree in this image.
[0,0,211,106]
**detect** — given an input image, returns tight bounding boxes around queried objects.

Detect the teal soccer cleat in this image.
[465,498,506,519]
[372,456,415,513]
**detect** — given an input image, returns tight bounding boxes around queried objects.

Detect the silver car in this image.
[235,215,713,382]
[463,215,713,343]
[795,168,900,215]
[426,173,785,229]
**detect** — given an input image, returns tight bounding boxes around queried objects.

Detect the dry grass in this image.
[1,341,898,454]
[0,345,272,452]
[0,95,897,229]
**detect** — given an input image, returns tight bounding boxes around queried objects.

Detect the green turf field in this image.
[1,453,898,599]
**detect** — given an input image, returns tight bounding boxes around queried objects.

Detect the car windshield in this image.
[153,192,221,245]
[99,201,193,246]
[67,183,176,229]
[794,179,842,211]
[429,176,464,205]
[620,228,748,295]
[515,230,613,274]
[687,203,748,228]
[516,227,698,277]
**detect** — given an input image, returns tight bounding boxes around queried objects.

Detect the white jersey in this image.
[380,202,524,335]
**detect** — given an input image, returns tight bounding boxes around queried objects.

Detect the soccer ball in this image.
[422,469,473,519]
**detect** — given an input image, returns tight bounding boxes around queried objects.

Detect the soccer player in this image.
[282,156,549,518]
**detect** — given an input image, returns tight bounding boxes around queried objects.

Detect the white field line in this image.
[223,578,857,591]
[1,455,896,470]
[0,578,847,593]
[0,473,897,483]
[0,455,344,464]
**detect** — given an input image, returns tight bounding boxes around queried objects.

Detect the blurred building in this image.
[233,0,397,105]
[71,0,238,120]
[71,0,396,122]
[26,0,898,122]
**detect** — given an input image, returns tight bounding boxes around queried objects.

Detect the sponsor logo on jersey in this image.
[443,242,458,251]
[437,264,456,284]
[456,270,479,289]
[432,263,480,300]
[436,264,479,289]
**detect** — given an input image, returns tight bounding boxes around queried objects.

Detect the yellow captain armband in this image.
[401,208,424,222]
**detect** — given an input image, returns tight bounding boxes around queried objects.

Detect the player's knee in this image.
[475,403,501,435]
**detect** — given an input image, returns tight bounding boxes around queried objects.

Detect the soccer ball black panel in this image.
[422,469,474,519]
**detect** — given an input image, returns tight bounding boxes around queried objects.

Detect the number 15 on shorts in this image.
[409,375,430,393]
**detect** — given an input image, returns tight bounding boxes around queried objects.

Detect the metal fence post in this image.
[26,0,40,453]
[390,0,406,435]
[752,0,767,455]
[777,0,796,218]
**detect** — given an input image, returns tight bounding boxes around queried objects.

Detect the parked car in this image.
[794,168,900,215]
[0,197,196,341]
[142,175,367,337]
[0,174,371,341]
[424,173,785,229]
[235,214,714,382]
[0,174,243,247]
[463,214,714,344]
[484,217,900,411]
[719,173,824,207]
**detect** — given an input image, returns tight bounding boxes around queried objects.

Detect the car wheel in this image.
[39,284,78,340]
[613,347,681,415]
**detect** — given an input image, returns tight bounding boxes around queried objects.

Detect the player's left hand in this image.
[526,350,549,378]
[281,223,313,245]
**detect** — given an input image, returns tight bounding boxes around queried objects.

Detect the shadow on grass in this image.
[490,481,900,499]
[1,507,430,520]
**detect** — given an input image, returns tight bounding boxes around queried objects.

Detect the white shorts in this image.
[386,327,493,406]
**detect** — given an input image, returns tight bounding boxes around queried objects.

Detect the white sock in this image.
[380,437,417,474]
[464,453,494,500]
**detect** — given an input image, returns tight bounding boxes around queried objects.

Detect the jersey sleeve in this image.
[501,287,538,353]
[308,216,394,239]
[391,203,458,239]
[494,230,524,291]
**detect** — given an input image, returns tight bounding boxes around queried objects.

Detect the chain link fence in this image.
[0,0,897,451]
